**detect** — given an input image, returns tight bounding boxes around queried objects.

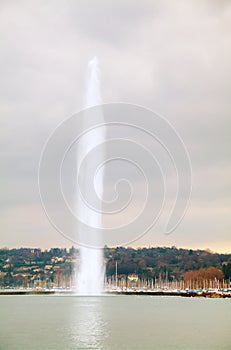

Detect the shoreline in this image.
[0,289,230,298]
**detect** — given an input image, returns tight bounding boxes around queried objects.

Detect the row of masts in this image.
[13,276,230,290]
[105,276,230,291]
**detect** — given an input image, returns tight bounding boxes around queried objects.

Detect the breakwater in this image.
[0,289,230,298]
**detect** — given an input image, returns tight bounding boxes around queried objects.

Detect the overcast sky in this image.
[0,0,230,252]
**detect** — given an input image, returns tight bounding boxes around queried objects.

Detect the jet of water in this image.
[76,57,105,295]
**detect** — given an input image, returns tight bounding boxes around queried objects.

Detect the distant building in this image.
[128,274,138,282]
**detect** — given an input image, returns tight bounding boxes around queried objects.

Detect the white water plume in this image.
[76,57,105,295]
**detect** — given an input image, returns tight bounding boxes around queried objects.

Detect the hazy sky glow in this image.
[0,0,230,252]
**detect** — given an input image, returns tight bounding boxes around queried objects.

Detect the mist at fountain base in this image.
[76,246,105,295]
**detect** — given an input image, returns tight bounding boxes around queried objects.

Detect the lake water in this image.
[0,295,230,350]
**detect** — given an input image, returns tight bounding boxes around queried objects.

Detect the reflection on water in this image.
[70,297,107,349]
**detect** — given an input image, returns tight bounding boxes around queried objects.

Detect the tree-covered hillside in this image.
[0,246,230,288]
[105,246,231,280]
